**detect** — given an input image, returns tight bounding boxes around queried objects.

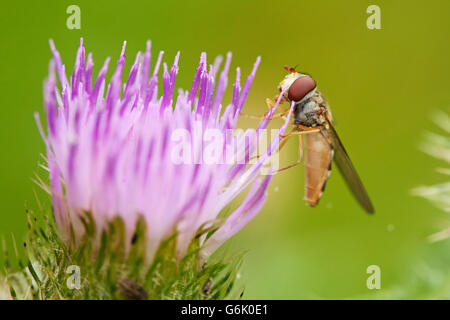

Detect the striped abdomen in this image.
[304,130,334,206]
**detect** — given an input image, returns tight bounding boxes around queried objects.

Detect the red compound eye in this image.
[287,76,316,102]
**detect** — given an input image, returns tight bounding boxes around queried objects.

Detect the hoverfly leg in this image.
[278,126,320,139]
[240,98,289,120]
[274,126,320,174]
[265,98,289,120]
[239,113,266,120]
[274,134,303,173]
[266,98,289,111]
[240,111,288,120]
[264,110,289,121]
[296,124,320,132]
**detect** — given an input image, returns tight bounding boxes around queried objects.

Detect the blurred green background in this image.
[1,0,449,299]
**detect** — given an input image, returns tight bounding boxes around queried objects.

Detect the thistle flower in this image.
[412,110,450,242]
[36,38,293,262]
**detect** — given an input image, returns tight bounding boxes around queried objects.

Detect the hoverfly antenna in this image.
[284,65,296,73]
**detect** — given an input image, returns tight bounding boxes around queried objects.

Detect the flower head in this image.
[37,38,294,260]
[412,110,450,242]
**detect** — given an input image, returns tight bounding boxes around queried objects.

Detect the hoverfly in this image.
[267,66,374,213]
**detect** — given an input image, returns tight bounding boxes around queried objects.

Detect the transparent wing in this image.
[323,120,374,214]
